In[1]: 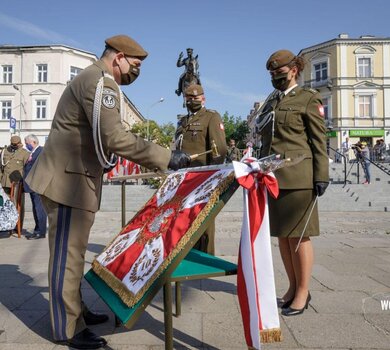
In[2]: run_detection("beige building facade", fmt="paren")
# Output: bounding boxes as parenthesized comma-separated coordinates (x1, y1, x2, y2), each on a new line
(299, 34, 390, 153)
(0, 45, 144, 147)
(246, 34, 390, 158)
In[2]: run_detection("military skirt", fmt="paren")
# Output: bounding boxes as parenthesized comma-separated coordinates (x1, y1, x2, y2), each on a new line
(268, 189, 319, 238)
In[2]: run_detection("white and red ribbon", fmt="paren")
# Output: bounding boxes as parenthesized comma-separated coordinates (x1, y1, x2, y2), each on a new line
(233, 159, 280, 349)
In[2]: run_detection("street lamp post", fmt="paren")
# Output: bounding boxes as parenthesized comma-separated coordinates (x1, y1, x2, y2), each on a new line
(146, 97, 164, 141)
(12, 84, 25, 134)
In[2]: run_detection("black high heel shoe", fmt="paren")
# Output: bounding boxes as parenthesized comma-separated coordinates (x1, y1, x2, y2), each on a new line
(281, 292, 311, 316)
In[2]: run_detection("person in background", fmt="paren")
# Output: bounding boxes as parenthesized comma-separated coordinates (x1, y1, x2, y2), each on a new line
(258, 49, 329, 317)
(23, 134, 47, 240)
(175, 84, 227, 254)
(341, 137, 351, 163)
(0, 135, 30, 233)
(354, 141, 371, 184)
(226, 139, 241, 163)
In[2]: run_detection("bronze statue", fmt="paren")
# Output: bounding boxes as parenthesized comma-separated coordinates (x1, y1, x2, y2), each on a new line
(175, 48, 201, 98)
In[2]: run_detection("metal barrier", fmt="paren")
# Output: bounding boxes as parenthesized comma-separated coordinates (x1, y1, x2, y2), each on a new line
(328, 146, 347, 184)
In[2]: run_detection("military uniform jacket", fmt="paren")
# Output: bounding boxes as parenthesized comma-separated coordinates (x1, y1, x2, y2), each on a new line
(226, 146, 241, 162)
(26, 60, 171, 213)
(259, 86, 329, 189)
(0, 146, 30, 188)
(176, 107, 227, 167)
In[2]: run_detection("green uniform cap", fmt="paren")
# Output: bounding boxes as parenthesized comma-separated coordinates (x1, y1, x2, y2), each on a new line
(266, 49, 295, 70)
(10, 135, 21, 144)
(184, 84, 204, 97)
(105, 35, 148, 60)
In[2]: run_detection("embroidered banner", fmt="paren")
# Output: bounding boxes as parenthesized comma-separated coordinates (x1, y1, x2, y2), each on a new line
(92, 168, 235, 307)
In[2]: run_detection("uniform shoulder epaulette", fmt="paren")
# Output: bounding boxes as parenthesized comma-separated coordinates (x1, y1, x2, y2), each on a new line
(206, 109, 218, 114)
(303, 86, 319, 94)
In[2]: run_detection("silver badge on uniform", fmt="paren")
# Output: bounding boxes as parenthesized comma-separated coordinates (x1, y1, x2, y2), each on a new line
(102, 94, 116, 109)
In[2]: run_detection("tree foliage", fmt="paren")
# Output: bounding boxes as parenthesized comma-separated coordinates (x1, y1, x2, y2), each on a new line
(130, 121, 175, 148)
(222, 112, 250, 148)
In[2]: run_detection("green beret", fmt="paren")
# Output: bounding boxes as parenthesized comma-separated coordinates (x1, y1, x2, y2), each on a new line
(266, 49, 295, 70)
(184, 84, 204, 97)
(10, 135, 21, 144)
(105, 35, 148, 60)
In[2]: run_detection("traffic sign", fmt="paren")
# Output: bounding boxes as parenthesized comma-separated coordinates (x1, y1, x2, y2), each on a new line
(9, 117, 17, 129)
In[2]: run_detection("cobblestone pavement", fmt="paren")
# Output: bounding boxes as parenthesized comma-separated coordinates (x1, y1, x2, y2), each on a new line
(0, 208, 389, 349)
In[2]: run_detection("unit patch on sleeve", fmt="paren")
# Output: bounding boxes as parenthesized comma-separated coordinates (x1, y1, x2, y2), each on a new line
(102, 88, 117, 109)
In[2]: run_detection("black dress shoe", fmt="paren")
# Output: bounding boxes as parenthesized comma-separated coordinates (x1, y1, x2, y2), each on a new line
(84, 310, 109, 325)
(57, 328, 107, 349)
(282, 292, 311, 317)
(26, 233, 46, 240)
(280, 298, 294, 309)
(276, 297, 285, 308)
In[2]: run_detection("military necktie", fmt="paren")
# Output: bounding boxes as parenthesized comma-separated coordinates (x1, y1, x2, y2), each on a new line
(276, 90, 284, 103)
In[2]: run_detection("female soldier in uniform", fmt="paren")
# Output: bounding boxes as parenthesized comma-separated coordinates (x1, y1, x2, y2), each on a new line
(259, 50, 329, 316)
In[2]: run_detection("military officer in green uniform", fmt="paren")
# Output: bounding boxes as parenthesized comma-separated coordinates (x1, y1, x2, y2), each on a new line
(175, 84, 227, 254)
(0, 135, 30, 231)
(226, 139, 241, 162)
(257, 50, 329, 317)
(26, 35, 190, 349)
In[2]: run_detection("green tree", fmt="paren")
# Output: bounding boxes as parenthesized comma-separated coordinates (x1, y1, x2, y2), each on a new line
(222, 112, 250, 148)
(130, 121, 174, 148)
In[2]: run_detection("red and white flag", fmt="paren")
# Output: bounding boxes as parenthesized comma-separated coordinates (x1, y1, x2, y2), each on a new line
(93, 168, 235, 307)
(233, 159, 281, 348)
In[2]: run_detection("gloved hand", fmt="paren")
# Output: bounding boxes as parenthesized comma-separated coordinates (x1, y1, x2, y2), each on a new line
(168, 150, 191, 171)
(314, 181, 329, 197)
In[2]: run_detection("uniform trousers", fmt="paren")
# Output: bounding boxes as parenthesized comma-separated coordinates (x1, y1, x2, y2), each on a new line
(193, 219, 215, 255)
(41, 196, 95, 341)
(30, 191, 47, 235)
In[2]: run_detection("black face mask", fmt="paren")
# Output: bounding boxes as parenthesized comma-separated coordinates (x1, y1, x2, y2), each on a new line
(186, 100, 203, 113)
(10, 144, 18, 151)
(271, 72, 291, 91)
(120, 58, 140, 85)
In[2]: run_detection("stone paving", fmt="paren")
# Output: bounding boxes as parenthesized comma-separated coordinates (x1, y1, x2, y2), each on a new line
(0, 188, 389, 349)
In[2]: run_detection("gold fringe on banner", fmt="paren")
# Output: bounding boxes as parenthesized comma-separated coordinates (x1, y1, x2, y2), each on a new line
(260, 327, 282, 343)
(92, 170, 235, 308)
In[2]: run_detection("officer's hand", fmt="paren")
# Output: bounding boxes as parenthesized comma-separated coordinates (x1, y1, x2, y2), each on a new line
(314, 181, 329, 197)
(178, 52, 183, 59)
(168, 150, 191, 171)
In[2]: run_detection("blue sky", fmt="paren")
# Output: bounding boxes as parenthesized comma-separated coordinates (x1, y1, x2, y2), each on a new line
(1, 0, 390, 125)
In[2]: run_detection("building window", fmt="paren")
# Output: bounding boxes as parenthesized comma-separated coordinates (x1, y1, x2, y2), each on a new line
(358, 57, 372, 78)
(1, 100, 12, 119)
(322, 96, 333, 128)
(70, 66, 82, 80)
(36, 99, 47, 119)
(2, 65, 13, 84)
(358, 95, 372, 117)
(322, 97, 329, 123)
(314, 62, 328, 83)
(37, 64, 48, 83)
